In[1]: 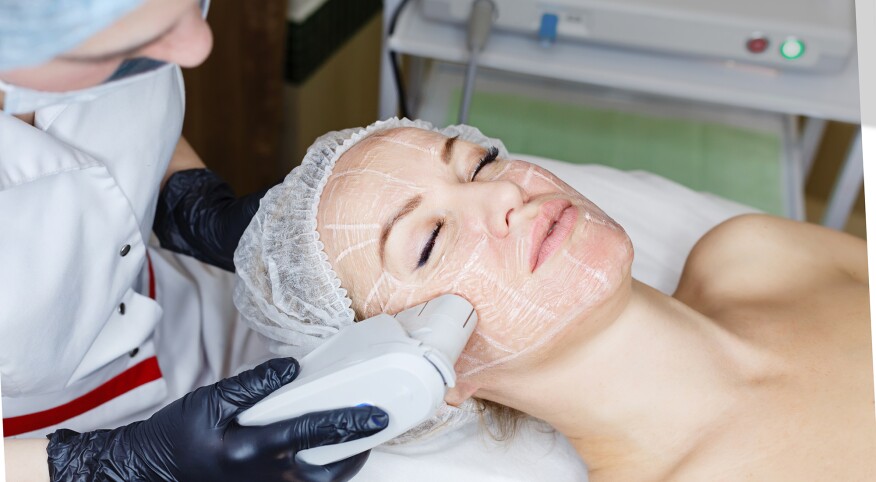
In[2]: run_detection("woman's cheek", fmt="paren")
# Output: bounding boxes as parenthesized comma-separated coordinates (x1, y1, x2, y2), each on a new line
(493, 161, 575, 199)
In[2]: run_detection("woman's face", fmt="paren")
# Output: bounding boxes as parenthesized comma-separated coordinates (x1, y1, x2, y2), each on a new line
(317, 127, 633, 381)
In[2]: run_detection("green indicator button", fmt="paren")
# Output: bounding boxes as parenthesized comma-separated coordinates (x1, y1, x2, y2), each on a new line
(780, 38, 805, 60)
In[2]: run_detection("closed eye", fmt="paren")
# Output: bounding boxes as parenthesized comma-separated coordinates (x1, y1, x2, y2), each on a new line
(417, 221, 443, 269)
(470, 146, 499, 181)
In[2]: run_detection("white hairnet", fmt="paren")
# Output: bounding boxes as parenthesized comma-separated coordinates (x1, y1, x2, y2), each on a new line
(234, 117, 510, 443)
(0, 0, 144, 71)
(234, 118, 509, 359)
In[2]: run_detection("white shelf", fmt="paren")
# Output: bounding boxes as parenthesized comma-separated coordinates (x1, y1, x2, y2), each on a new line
(388, 0, 861, 124)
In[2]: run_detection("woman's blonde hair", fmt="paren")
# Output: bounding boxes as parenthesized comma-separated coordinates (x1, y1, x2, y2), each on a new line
(476, 398, 527, 441)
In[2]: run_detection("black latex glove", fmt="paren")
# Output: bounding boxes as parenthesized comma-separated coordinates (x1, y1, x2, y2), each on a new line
(154, 168, 272, 272)
(46, 358, 389, 482)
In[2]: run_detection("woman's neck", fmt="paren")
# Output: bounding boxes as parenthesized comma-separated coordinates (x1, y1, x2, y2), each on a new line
(480, 279, 782, 479)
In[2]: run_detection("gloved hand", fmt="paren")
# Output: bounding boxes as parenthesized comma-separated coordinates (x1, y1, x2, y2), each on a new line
(154, 168, 273, 272)
(46, 358, 389, 482)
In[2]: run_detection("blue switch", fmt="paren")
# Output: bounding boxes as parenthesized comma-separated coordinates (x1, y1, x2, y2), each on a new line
(539, 13, 559, 47)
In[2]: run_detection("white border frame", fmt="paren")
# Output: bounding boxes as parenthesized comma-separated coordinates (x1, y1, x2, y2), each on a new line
(1, 2, 874, 481)
(856, 0, 876, 418)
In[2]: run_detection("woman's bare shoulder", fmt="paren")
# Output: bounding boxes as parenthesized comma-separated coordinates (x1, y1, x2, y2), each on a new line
(674, 213, 868, 307)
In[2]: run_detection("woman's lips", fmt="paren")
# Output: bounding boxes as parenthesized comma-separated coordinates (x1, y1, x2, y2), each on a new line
(529, 199, 577, 272)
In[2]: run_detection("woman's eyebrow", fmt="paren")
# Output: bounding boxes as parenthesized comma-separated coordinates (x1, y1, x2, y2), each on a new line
(442, 136, 458, 164)
(379, 194, 423, 266)
(58, 21, 179, 64)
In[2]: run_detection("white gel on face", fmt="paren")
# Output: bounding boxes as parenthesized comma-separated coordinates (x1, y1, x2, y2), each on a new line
(316, 127, 633, 380)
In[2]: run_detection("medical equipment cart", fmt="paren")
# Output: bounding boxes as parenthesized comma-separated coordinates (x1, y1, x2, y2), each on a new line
(379, 0, 862, 229)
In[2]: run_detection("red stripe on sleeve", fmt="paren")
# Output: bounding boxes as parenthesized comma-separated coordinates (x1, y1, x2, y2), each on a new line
(3, 356, 163, 437)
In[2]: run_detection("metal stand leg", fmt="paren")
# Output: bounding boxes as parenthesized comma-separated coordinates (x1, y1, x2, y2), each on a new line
(407, 56, 426, 117)
(822, 128, 864, 230)
(783, 115, 807, 221)
(801, 117, 827, 179)
(379, 0, 404, 119)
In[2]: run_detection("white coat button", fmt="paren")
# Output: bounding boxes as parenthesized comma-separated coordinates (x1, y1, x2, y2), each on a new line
(118, 303, 126, 315)
(119, 244, 131, 256)
(129, 348, 139, 358)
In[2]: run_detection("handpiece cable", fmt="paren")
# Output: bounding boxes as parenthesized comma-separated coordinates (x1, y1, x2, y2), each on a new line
(390, 0, 495, 122)
(459, 0, 496, 124)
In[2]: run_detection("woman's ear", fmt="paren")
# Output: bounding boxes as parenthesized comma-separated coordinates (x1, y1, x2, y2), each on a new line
(444, 381, 479, 406)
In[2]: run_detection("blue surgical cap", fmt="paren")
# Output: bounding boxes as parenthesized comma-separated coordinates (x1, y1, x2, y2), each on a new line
(0, 0, 144, 71)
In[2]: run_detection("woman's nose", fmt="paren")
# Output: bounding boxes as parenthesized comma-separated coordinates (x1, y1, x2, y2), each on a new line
(470, 180, 525, 238)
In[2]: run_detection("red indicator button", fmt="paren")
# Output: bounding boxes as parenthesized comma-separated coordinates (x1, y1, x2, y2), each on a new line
(747, 36, 769, 54)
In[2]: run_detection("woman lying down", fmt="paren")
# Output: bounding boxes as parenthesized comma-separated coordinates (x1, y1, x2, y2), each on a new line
(233, 118, 876, 481)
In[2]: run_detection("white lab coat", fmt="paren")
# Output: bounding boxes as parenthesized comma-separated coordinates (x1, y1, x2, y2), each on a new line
(0, 65, 270, 438)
